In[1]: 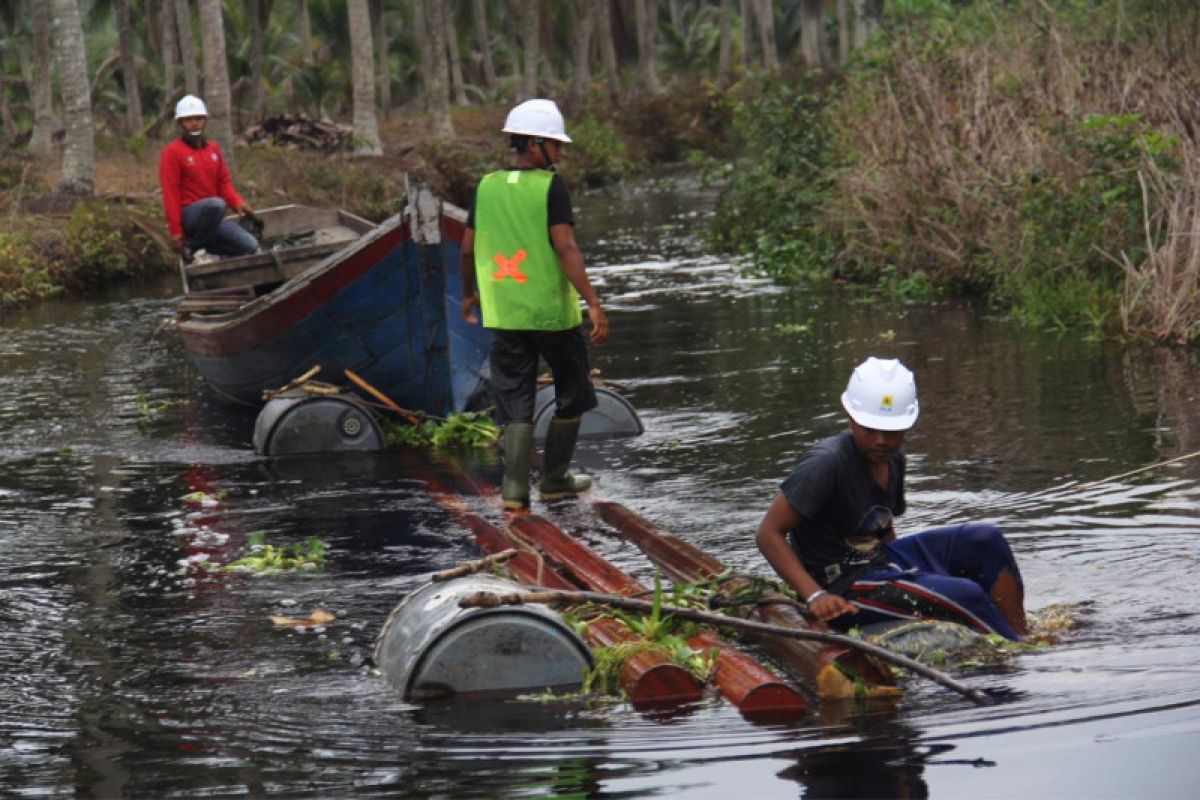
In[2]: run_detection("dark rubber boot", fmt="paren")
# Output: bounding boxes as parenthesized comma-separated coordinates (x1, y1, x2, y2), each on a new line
(501, 422, 534, 510)
(539, 416, 592, 500)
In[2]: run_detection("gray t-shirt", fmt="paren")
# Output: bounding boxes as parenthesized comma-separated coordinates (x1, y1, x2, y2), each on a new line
(780, 431, 906, 589)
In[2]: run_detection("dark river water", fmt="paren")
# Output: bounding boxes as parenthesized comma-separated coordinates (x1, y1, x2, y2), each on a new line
(2, 174, 1199, 798)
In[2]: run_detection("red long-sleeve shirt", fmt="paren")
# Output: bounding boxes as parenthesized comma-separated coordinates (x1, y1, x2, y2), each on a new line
(158, 137, 245, 237)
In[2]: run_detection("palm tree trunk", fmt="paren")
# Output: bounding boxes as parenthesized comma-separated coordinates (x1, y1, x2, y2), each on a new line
(520, 0, 540, 100)
(246, 0, 266, 125)
(635, 0, 664, 95)
(174, 0, 200, 96)
(413, 0, 433, 110)
(423, 0, 454, 137)
(50, 0, 94, 195)
(565, 0, 594, 112)
(472, 0, 496, 91)
(347, 0, 383, 154)
(757, 0, 777, 71)
(197, 0, 237, 166)
(799, 0, 821, 69)
(717, 0, 732, 86)
(836, 0, 850, 65)
(161, 0, 179, 102)
(30, 0, 56, 157)
(298, 0, 313, 60)
(596, 0, 621, 105)
(445, 3, 467, 106)
(740, 0, 753, 68)
(115, 0, 144, 135)
(372, 0, 391, 119)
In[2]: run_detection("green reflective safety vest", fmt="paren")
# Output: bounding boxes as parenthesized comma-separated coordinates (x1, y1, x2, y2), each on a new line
(473, 169, 582, 331)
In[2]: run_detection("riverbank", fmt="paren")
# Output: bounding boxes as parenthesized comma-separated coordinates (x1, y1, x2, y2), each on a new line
(709, 1, 1200, 346)
(0, 86, 729, 311)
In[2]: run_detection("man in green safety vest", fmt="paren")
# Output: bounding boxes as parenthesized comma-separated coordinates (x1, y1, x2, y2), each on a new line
(459, 99, 610, 511)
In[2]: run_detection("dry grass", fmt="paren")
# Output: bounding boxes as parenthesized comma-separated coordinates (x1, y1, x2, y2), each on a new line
(824, 2, 1200, 343)
(1120, 150, 1200, 345)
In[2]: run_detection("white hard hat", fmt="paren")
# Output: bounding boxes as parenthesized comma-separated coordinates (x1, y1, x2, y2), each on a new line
(174, 95, 208, 119)
(502, 99, 572, 143)
(841, 357, 920, 431)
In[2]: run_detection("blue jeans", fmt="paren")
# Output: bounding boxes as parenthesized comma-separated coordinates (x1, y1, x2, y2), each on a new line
(182, 198, 258, 257)
(843, 523, 1025, 640)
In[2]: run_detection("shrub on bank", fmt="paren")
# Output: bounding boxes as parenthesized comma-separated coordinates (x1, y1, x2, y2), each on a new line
(711, 0, 1200, 344)
(0, 200, 171, 308)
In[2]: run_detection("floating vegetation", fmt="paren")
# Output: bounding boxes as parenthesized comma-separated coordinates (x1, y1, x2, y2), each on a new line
(134, 393, 173, 421)
(859, 620, 1045, 671)
(567, 571, 719, 698)
(384, 412, 499, 449)
(182, 490, 226, 507)
(215, 531, 328, 576)
(774, 322, 811, 335)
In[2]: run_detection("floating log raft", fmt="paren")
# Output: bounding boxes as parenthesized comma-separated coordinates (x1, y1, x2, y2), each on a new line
(459, 513, 704, 708)
(508, 514, 808, 720)
(592, 501, 899, 700)
(411, 468, 704, 709)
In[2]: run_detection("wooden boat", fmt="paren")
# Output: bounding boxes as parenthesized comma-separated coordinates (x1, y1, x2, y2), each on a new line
(174, 183, 491, 413)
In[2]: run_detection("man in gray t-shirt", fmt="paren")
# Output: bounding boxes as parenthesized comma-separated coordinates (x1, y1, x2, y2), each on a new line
(757, 357, 1029, 640)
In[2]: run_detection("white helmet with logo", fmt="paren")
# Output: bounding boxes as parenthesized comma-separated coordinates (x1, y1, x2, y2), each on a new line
(174, 95, 208, 119)
(502, 99, 572, 143)
(841, 357, 920, 431)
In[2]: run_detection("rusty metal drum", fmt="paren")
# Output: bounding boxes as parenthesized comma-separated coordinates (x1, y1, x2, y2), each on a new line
(253, 389, 384, 456)
(373, 575, 593, 700)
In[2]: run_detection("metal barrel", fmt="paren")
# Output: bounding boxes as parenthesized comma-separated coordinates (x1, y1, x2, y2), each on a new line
(253, 390, 384, 456)
(373, 575, 592, 700)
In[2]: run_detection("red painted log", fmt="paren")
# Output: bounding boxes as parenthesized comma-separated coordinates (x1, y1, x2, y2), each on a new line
(509, 514, 807, 718)
(592, 500, 898, 699)
(456, 513, 704, 707)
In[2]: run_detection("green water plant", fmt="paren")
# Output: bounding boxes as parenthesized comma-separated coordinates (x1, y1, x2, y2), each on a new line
(217, 531, 328, 576)
(384, 412, 499, 450)
(569, 571, 719, 697)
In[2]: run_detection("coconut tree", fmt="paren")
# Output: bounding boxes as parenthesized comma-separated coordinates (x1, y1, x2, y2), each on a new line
(244, 0, 266, 124)
(174, 0, 200, 95)
(519, 0, 540, 99)
(757, 0, 777, 70)
(50, 0, 94, 195)
(161, 0, 180, 102)
(596, 0, 620, 105)
(424, 0, 453, 136)
(472, 0, 496, 91)
(716, 0, 732, 85)
(197, 0, 237, 165)
(444, 2, 466, 105)
(635, 0, 665, 95)
(30, 0, 56, 156)
(371, 0, 390, 117)
(347, 0, 383, 154)
(565, 0, 595, 112)
(115, 0, 145, 134)
(797, 0, 822, 69)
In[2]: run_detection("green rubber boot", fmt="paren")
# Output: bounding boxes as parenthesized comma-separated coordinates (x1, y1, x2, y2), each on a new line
(539, 416, 593, 500)
(501, 422, 534, 510)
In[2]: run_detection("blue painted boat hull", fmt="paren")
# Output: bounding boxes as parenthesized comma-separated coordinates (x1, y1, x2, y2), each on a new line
(178, 208, 491, 414)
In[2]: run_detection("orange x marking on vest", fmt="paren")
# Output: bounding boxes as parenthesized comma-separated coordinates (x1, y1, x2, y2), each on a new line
(492, 249, 529, 284)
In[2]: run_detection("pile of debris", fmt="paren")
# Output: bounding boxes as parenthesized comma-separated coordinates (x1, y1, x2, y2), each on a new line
(240, 115, 354, 153)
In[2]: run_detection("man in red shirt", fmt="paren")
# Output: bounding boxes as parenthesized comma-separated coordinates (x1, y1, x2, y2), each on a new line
(159, 95, 258, 259)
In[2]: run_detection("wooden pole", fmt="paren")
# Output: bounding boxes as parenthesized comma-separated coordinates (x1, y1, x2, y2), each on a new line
(431, 548, 518, 581)
(461, 589, 997, 706)
(343, 368, 421, 424)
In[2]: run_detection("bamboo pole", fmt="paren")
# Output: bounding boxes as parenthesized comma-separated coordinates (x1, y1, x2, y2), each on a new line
(460, 589, 997, 706)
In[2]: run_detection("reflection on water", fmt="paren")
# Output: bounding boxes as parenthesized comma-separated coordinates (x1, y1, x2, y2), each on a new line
(0, 174, 1198, 797)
